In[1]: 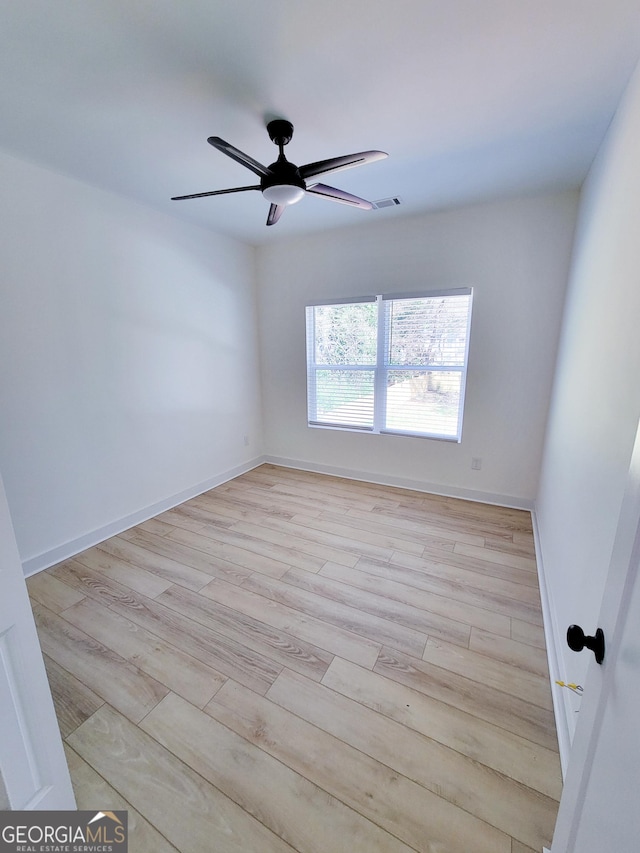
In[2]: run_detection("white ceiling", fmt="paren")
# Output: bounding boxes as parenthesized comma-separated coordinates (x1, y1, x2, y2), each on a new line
(2, 1, 640, 245)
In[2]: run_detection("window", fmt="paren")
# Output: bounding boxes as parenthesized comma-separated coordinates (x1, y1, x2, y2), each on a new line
(306, 289, 473, 441)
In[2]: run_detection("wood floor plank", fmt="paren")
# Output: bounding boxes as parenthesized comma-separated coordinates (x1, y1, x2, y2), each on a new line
(42, 654, 104, 739)
(324, 511, 457, 553)
(392, 549, 541, 595)
(416, 544, 541, 589)
(137, 517, 177, 537)
(373, 484, 527, 519)
(322, 657, 562, 801)
(97, 536, 213, 590)
(26, 570, 86, 613)
(49, 559, 154, 608)
(512, 842, 538, 853)
(32, 601, 168, 723)
(373, 502, 532, 541)
(324, 506, 460, 555)
(231, 507, 396, 563)
(109, 588, 283, 695)
(155, 507, 209, 533)
(320, 560, 511, 639)
(142, 691, 415, 853)
(228, 513, 359, 568)
(512, 531, 536, 548)
(412, 493, 533, 530)
(68, 705, 296, 853)
(163, 501, 235, 532)
(245, 463, 403, 507)
(207, 679, 511, 853)
(344, 505, 486, 546)
(178, 519, 329, 573)
(483, 533, 536, 558)
(282, 566, 471, 648)
(126, 528, 253, 585)
(257, 466, 416, 512)
(512, 618, 547, 649)
(155, 584, 333, 683)
(470, 626, 550, 677)
(301, 510, 427, 556)
(178, 498, 261, 527)
(117, 527, 137, 540)
(290, 512, 408, 559)
(355, 555, 544, 626)
(454, 541, 538, 572)
(268, 668, 557, 850)
(243, 477, 399, 515)
(73, 546, 174, 598)
(200, 580, 381, 669)
(230, 519, 360, 569)
(371, 506, 507, 543)
(166, 526, 291, 578)
(374, 647, 558, 750)
(247, 466, 378, 502)
(191, 491, 299, 522)
(243, 573, 428, 658)
(63, 597, 227, 708)
(212, 481, 328, 520)
(421, 636, 553, 711)
(64, 744, 179, 853)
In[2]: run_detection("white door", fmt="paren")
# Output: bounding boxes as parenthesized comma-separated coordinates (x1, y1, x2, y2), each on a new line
(551, 417, 640, 851)
(0, 470, 75, 809)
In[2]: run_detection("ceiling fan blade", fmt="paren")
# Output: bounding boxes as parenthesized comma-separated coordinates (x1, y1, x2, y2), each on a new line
(208, 137, 271, 178)
(299, 150, 387, 181)
(305, 183, 374, 209)
(171, 185, 260, 201)
(266, 203, 285, 226)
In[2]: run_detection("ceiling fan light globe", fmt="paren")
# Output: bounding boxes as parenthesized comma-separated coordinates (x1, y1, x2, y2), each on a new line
(262, 184, 305, 206)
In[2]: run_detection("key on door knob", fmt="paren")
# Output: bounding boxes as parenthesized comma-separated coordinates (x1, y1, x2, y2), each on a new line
(566, 625, 605, 664)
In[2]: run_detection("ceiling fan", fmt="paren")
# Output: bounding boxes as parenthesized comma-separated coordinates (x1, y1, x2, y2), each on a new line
(172, 119, 388, 226)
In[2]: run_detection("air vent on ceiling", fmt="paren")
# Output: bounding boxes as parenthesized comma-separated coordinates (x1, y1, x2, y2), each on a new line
(372, 196, 402, 210)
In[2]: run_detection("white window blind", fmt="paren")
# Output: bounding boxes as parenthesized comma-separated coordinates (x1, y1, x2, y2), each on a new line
(306, 289, 472, 440)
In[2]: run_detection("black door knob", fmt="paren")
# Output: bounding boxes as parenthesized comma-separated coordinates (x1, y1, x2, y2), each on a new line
(567, 625, 605, 664)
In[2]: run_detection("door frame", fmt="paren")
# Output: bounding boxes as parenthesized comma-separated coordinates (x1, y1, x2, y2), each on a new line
(0, 470, 75, 809)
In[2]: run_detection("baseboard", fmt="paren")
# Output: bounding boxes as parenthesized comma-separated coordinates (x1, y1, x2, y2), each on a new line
(531, 509, 572, 779)
(262, 455, 534, 511)
(22, 456, 265, 577)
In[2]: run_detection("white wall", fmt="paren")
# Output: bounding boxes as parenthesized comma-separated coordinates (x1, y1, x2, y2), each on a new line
(0, 150, 262, 573)
(536, 60, 640, 744)
(257, 191, 578, 506)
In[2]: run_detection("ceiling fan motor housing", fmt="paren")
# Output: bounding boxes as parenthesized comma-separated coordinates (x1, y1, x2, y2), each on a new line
(260, 154, 307, 193)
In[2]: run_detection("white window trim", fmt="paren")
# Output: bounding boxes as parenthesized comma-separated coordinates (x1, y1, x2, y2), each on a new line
(306, 288, 473, 441)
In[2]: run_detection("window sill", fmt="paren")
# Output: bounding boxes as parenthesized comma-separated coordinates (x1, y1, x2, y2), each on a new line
(307, 422, 461, 442)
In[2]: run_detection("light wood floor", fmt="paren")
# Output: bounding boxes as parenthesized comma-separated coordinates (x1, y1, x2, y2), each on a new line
(27, 464, 562, 853)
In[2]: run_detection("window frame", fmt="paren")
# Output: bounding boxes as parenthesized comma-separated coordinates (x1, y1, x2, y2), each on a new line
(306, 288, 473, 441)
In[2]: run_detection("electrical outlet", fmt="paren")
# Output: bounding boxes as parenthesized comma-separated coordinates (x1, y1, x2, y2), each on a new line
(471, 457, 482, 470)
(243, 435, 250, 447)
